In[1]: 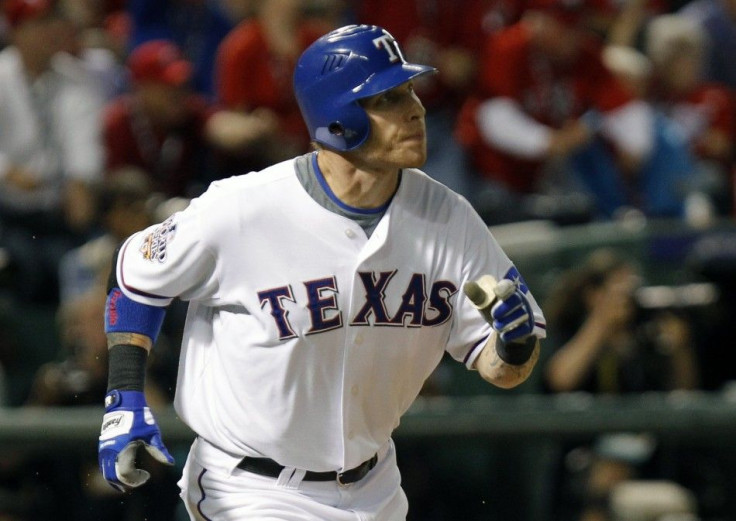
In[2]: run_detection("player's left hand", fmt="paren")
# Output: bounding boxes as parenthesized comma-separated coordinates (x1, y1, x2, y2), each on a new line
(490, 283, 535, 343)
(98, 390, 174, 492)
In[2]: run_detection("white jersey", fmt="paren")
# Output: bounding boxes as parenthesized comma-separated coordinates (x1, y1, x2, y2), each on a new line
(116, 156, 546, 472)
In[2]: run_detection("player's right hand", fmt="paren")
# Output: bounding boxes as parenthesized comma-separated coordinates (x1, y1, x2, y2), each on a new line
(98, 390, 174, 492)
(490, 281, 535, 343)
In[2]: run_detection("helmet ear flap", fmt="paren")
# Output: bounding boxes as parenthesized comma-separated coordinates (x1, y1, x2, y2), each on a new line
(313, 100, 371, 151)
(328, 122, 344, 136)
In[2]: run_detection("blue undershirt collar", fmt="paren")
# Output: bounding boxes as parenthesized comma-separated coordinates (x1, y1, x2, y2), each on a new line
(311, 152, 396, 215)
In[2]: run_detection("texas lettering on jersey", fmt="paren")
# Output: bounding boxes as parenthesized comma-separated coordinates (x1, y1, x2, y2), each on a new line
(258, 270, 458, 340)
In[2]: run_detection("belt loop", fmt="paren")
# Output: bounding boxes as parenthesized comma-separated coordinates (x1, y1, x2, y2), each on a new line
(276, 467, 305, 489)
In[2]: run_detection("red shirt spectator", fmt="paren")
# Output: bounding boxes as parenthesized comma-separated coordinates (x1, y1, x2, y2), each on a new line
(214, 15, 328, 155)
(646, 13, 736, 213)
(646, 14, 735, 169)
(357, 0, 525, 51)
(663, 85, 736, 164)
(456, 14, 635, 193)
(104, 39, 216, 197)
(356, 0, 521, 109)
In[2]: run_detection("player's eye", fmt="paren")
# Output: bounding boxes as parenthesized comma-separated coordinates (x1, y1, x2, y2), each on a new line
(379, 90, 400, 104)
(380, 84, 414, 104)
(362, 82, 415, 109)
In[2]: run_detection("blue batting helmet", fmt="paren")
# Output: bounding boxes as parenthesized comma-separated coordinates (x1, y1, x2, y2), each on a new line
(293, 24, 436, 151)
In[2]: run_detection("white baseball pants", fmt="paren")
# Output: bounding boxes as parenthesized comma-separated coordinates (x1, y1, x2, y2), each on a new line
(178, 437, 408, 520)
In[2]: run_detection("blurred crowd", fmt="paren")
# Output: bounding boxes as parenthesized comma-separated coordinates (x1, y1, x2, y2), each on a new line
(0, 0, 734, 519)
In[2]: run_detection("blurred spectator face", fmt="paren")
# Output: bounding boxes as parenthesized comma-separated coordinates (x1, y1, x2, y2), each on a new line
(102, 168, 155, 239)
(127, 39, 194, 126)
(302, 0, 346, 26)
(657, 46, 702, 95)
(221, 0, 261, 21)
(646, 15, 706, 96)
(585, 264, 640, 324)
(549, 19, 583, 63)
(6, 0, 65, 65)
(59, 0, 105, 29)
(529, 9, 586, 64)
(106, 195, 151, 239)
(139, 82, 191, 127)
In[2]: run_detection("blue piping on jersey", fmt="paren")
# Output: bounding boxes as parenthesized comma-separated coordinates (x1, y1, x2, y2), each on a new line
(464, 335, 490, 365)
(311, 152, 395, 215)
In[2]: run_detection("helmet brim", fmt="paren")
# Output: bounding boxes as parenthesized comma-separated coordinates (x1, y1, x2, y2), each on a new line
(352, 63, 437, 100)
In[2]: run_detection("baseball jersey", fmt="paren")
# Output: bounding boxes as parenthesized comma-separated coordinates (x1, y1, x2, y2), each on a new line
(115, 153, 546, 472)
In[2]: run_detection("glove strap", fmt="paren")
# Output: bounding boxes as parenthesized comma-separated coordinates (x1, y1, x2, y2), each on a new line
(496, 335, 537, 365)
(104, 389, 147, 411)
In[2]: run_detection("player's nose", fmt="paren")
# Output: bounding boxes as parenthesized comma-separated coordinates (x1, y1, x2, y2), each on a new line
(407, 91, 426, 120)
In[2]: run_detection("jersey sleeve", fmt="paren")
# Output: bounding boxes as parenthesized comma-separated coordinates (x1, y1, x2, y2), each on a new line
(116, 190, 220, 307)
(445, 201, 547, 368)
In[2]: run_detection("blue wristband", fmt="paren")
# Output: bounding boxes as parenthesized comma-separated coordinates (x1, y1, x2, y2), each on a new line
(105, 288, 166, 342)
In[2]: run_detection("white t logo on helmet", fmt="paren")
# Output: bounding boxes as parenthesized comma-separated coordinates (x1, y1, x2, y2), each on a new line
(372, 34, 402, 62)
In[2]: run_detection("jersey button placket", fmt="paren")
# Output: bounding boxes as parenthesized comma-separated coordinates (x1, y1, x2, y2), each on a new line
(341, 332, 362, 471)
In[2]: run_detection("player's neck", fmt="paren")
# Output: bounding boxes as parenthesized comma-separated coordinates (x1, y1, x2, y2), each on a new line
(316, 150, 400, 210)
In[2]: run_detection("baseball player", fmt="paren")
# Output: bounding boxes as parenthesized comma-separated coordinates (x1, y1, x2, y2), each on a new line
(98, 24, 547, 520)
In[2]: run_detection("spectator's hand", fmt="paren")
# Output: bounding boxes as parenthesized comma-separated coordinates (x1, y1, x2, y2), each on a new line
(548, 119, 593, 158)
(98, 390, 174, 492)
(652, 311, 692, 355)
(206, 108, 279, 151)
(64, 179, 96, 232)
(437, 46, 476, 92)
(4, 165, 42, 191)
(588, 275, 637, 333)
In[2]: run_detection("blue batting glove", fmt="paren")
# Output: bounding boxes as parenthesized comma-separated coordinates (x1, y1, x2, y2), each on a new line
(98, 390, 174, 492)
(491, 286, 535, 343)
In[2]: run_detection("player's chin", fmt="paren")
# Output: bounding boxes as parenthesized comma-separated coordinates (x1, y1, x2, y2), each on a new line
(397, 142, 427, 168)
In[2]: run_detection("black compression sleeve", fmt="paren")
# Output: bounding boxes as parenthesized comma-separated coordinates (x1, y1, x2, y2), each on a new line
(107, 344, 148, 391)
(496, 336, 537, 366)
